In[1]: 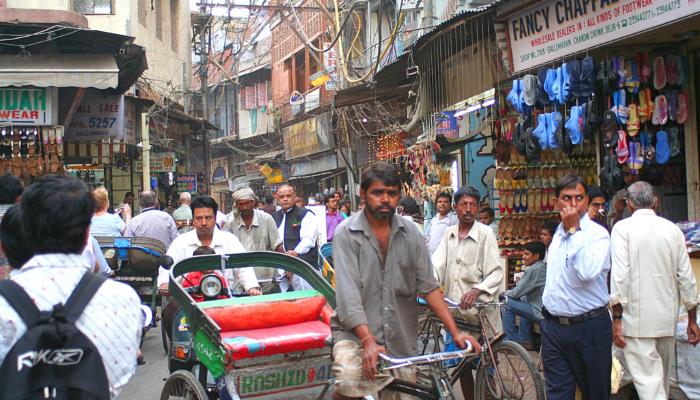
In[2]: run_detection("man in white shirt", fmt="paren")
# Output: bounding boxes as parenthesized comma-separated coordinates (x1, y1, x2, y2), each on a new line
(157, 195, 260, 296)
(0, 175, 142, 399)
(425, 191, 457, 254)
(272, 185, 318, 291)
(610, 181, 699, 400)
(541, 175, 612, 399)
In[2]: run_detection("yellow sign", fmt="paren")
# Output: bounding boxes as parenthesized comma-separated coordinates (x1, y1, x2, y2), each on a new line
(259, 163, 273, 177)
(266, 168, 284, 184)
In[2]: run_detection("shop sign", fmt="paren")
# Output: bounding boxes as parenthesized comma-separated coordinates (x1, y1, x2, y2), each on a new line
(124, 100, 136, 144)
(323, 43, 338, 91)
(245, 162, 265, 181)
(283, 113, 335, 159)
(135, 152, 177, 173)
(230, 175, 248, 191)
(436, 112, 460, 138)
(265, 167, 284, 184)
(290, 153, 338, 177)
(0, 87, 54, 125)
(65, 89, 126, 141)
(506, 0, 700, 72)
(177, 174, 197, 194)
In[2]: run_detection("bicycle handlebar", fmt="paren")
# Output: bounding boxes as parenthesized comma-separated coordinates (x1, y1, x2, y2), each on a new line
(379, 342, 474, 370)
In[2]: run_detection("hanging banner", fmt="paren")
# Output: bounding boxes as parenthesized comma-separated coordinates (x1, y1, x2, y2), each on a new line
(282, 113, 336, 159)
(177, 174, 197, 194)
(506, 0, 700, 72)
(65, 89, 125, 141)
(135, 152, 177, 173)
(435, 111, 460, 138)
(0, 87, 55, 125)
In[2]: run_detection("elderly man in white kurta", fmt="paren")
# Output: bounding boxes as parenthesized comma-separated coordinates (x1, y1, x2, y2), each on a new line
(610, 181, 700, 400)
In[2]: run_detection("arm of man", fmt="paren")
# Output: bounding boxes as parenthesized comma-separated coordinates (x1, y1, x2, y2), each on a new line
(158, 241, 183, 292)
(293, 212, 317, 255)
(168, 217, 179, 243)
(263, 213, 283, 252)
(507, 265, 539, 300)
(565, 226, 611, 282)
(430, 233, 448, 284)
(609, 225, 630, 348)
(462, 230, 503, 308)
(674, 228, 700, 345)
(333, 228, 368, 330)
(228, 239, 261, 295)
(91, 236, 113, 277)
(124, 220, 135, 237)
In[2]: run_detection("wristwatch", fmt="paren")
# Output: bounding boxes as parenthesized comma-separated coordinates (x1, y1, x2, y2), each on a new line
(567, 226, 581, 235)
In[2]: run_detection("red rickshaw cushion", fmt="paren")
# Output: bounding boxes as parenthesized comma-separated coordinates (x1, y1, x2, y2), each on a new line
(220, 320, 331, 360)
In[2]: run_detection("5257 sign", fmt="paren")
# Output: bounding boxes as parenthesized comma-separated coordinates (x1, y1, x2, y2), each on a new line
(87, 117, 117, 129)
(65, 89, 126, 141)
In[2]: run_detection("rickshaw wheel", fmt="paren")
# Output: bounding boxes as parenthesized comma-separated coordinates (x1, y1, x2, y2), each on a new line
(161, 323, 170, 355)
(160, 370, 208, 400)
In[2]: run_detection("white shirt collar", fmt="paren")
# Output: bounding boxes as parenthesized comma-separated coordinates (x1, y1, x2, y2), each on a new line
(20, 253, 91, 272)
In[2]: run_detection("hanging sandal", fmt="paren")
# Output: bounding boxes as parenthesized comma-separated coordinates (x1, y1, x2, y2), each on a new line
(656, 130, 671, 164)
(627, 104, 640, 137)
(652, 95, 668, 126)
(677, 91, 688, 124)
(653, 56, 666, 90)
(616, 130, 629, 164)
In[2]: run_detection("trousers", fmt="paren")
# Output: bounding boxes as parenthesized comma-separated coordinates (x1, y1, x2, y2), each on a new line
(541, 312, 612, 400)
(622, 336, 674, 400)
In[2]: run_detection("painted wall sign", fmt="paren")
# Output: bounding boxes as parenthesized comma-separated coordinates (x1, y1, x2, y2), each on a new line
(283, 113, 335, 159)
(65, 89, 125, 141)
(506, 0, 700, 72)
(0, 87, 54, 125)
(135, 152, 177, 173)
(323, 42, 338, 91)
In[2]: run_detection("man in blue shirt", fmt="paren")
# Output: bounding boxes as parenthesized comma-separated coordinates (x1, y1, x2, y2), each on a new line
(541, 175, 612, 399)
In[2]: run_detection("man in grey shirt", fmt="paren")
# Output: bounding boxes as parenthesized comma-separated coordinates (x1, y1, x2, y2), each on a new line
(225, 187, 282, 293)
(124, 191, 178, 249)
(501, 241, 547, 349)
(331, 163, 479, 400)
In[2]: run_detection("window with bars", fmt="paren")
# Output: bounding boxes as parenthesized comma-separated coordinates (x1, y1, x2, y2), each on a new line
(155, 0, 163, 40)
(73, 0, 113, 14)
(138, 0, 147, 26)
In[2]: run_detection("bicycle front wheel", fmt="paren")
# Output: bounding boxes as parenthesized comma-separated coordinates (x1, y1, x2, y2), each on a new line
(474, 341, 544, 400)
(160, 370, 208, 400)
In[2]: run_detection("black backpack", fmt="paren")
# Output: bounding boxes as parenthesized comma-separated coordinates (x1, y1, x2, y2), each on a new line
(0, 272, 110, 399)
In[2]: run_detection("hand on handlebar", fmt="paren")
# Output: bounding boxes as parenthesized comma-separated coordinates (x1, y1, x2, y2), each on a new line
(453, 332, 481, 355)
(460, 288, 482, 310)
(158, 282, 170, 296)
(362, 338, 386, 381)
(247, 287, 262, 296)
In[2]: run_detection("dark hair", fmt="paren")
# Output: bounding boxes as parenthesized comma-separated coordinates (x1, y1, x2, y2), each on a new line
(323, 194, 335, 205)
(124, 191, 134, 199)
(264, 194, 274, 204)
(542, 220, 558, 236)
(554, 175, 588, 197)
(193, 246, 216, 256)
(190, 195, 218, 216)
(399, 196, 420, 215)
(139, 191, 157, 209)
(0, 205, 33, 268)
(360, 163, 401, 191)
(0, 173, 23, 203)
(21, 175, 95, 254)
(523, 241, 546, 261)
(453, 186, 481, 205)
(586, 185, 608, 202)
(435, 192, 452, 204)
(479, 207, 495, 218)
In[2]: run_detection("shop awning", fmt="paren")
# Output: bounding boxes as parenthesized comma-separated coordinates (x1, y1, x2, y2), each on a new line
(0, 54, 119, 89)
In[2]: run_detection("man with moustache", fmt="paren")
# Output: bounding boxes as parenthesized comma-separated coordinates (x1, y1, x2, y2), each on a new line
(431, 186, 503, 399)
(225, 187, 283, 293)
(541, 175, 612, 399)
(332, 163, 479, 400)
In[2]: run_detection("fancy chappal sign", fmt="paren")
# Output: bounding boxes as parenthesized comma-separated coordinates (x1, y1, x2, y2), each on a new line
(506, 0, 700, 72)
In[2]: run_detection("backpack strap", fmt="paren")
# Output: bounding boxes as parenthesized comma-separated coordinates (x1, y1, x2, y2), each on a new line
(0, 280, 41, 327)
(62, 272, 107, 324)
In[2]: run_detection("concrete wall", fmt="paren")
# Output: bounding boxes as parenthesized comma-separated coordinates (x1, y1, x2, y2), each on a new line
(5, 0, 71, 9)
(86, 0, 192, 95)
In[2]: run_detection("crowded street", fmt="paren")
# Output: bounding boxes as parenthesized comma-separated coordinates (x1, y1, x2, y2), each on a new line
(2, 0, 700, 399)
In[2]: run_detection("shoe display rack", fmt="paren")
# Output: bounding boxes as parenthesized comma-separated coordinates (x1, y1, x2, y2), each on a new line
(0, 126, 64, 184)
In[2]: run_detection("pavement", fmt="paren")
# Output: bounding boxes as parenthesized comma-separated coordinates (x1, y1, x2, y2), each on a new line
(119, 323, 169, 399)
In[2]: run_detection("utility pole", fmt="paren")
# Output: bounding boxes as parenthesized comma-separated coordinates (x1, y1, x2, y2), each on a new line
(199, 7, 212, 194)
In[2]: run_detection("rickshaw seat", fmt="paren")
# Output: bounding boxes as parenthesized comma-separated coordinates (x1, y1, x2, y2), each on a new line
(220, 320, 331, 360)
(197, 290, 332, 360)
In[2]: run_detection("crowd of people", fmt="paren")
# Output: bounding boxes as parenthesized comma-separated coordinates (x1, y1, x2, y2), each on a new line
(0, 161, 698, 399)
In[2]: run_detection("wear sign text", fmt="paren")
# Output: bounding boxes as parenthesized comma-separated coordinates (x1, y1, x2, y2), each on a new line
(0, 88, 54, 125)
